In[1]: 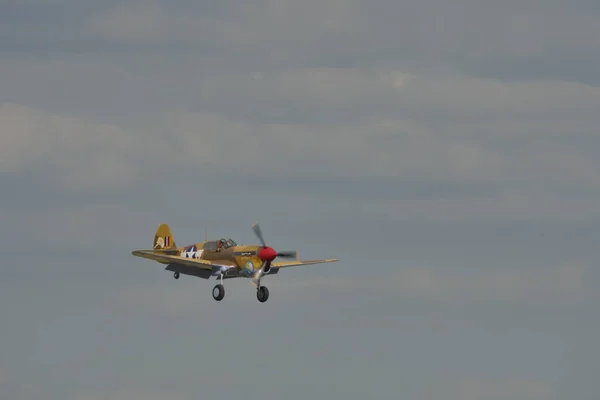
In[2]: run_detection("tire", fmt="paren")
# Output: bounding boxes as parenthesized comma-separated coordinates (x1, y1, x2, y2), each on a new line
(257, 286, 269, 303)
(212, 284, 225, 301)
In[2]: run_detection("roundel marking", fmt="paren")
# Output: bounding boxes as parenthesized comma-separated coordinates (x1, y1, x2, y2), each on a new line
(244, 260, 255, 274)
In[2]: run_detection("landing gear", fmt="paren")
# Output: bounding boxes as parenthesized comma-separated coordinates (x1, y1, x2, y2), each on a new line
(212, 273, 225, 302)
(173, 272, 180, 279)
(212, 284, 225, 301)
(257, 286, 269, 303)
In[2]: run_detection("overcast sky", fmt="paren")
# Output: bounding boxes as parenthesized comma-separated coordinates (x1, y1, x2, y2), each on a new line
(1, 1, 600, 399)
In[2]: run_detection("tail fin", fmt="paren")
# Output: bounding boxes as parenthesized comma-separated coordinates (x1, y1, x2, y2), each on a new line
(153, 223, 177, 250)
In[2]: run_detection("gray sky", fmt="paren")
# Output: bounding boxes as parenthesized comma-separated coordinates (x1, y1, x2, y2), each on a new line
(1, 1, 599, 399)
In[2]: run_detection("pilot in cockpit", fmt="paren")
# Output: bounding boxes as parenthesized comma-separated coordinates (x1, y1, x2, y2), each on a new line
(217, 238, 226, 252)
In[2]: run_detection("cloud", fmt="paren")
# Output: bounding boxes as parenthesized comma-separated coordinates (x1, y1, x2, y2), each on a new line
(2, 2, 600, 400)
(359, 188, 600, 221)
(0, 99, 479, 185)
(425, 378, 557, 400)
(110, 282, 216, 316)
(111, 262, 589, 316)
(0, 103, 154, 188)
(87, 2, 166, 41)
(72, 390, 193, 400)
(22, 203, 158, 250)
(85, 0, 360, 46)
(0, 365, 7, 387)
(0, 363, 45, 400)
(110, 276, 268, 316)
(151, 94, 600, 193)
(275, 262, 589, 306)
(191, 66, 600, 124)
(76, 0, 600, 85)
(4, 60, 600, 220)
(6, 0, 600, 84)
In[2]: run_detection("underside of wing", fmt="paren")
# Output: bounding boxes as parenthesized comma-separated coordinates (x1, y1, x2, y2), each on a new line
(271, 259, 338, 268)
(165, 263, 214, 279)
(131, 250, 233, 270)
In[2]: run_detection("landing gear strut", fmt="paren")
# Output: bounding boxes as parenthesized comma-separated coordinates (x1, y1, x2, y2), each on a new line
(173, 272, 179, 279)
(212, 273, 225, 302)
(257, 286, 269, 303)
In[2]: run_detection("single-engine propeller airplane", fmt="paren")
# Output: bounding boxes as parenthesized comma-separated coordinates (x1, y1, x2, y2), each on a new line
(131, 223, 338, 303)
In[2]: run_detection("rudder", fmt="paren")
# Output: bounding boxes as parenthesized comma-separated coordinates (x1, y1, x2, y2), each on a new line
(153, 223, 176, 249)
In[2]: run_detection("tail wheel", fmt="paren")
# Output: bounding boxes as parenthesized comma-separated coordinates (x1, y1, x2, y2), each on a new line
(257, 286, 269, 303)
(173, 272, 180, 279)
(212, 284, 225, 301)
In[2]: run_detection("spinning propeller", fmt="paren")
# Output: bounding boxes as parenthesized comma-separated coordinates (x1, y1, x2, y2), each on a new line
(252, 223, 297, 261)
(251, 223, 296, 284)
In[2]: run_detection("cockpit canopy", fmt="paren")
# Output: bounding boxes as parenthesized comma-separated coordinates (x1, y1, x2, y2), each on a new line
(204, 238, 237, 251)
(219, 238, 237, 248)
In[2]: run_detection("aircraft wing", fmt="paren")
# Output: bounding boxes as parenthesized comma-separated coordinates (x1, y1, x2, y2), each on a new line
(131, 250, 234, 271)
(271, 259, 338, 268)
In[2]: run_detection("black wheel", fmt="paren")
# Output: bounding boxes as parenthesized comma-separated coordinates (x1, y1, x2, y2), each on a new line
(173, 272, 180, 279)
(257, 286, 269, 303)
(212, 284, 225, 301)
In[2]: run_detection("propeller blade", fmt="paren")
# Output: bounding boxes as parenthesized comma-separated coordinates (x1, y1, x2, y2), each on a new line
(276, 251, 297, 259)
(252, 223, 267, 247)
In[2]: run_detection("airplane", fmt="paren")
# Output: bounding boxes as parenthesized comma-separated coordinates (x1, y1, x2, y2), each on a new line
(131, 223, 338, 303)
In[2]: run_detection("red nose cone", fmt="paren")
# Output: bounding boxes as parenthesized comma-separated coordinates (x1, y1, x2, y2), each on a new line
(259, 246, 277, 261)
